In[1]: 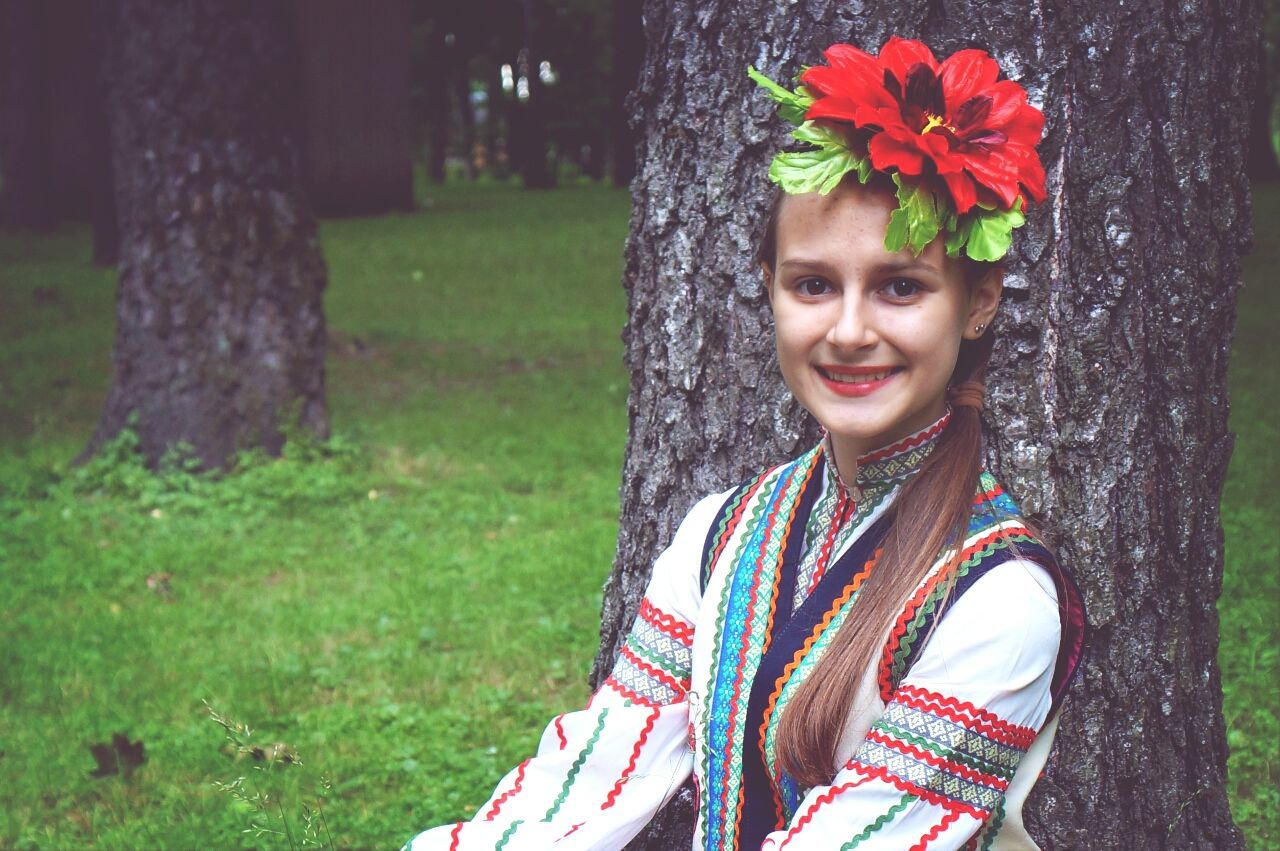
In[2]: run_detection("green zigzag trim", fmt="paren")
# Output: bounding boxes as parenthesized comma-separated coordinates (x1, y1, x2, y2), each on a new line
(979, 796, 1007, 850)
(698, 446, 821, 847)
(840, 792, 914, 849)
(721, 449, 816, 842)
(698, 466, 777, 835)
(762, 488, 890, 786)
(872, 722, 1016, 779)
(625, 637, 690, 681)
(888, 533, 1036, 688)
(494, 819, 524, 849)
(704, 482, 753, 590)
(541, 709, 609, 821)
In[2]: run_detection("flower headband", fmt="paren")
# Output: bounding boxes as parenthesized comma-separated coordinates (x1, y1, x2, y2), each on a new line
(750, 37, 1046, 262)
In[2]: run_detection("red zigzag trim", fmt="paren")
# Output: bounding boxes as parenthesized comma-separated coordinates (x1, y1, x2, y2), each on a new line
(912, 808, 964, 851)
(893, 684, 1036, 747)
(774, 777, 873, 848)
(553, 714, 568, 750)
(601, 707, 661, 810)
(483, 759, 530, 819)
(845, 761, 989, 821)
(638, 598, 695, 646)
(859, 413, 951, 463)
(602, 677, 662, 708)
(878, 524, 1031, 700)
(864, 728, 1008, 790)
(619, 643, 688, 693)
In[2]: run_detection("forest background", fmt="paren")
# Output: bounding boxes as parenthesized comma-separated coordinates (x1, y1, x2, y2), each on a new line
(1, 0, 1277, 848)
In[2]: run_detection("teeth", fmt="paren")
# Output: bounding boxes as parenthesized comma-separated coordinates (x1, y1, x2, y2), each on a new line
(823, 368, 894, 383)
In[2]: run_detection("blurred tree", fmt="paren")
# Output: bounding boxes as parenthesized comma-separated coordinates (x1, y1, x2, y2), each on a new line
(0, 0, 54, 230)
(594, 1, 1257, 848)
(513, 0, 555, 187)
(410, 0, 626, 187)
(83, 0, 328, 469)
(1248, 0, 1280, 179)
(0, 0, 117, 257)
(294, 0, 415, 216)
(610, 0, 642, 186)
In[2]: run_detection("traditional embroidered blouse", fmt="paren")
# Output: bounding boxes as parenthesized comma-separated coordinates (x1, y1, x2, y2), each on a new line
(405, 414, 1085, 851)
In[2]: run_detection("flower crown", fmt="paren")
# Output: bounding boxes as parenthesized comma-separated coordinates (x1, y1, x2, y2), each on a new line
(750, 37, 1046, 262)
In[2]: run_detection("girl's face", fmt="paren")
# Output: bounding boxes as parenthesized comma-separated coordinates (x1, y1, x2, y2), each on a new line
(764, 183, 1002, 466)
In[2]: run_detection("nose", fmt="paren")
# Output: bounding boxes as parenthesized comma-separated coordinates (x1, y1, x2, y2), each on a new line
(826, 290, 877, 350)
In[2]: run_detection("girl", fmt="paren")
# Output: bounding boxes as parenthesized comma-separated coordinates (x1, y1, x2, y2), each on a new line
(406, 36, 1085, 850)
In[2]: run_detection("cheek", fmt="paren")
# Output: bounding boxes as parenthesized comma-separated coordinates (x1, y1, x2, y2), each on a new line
(772, 307, 818, 375)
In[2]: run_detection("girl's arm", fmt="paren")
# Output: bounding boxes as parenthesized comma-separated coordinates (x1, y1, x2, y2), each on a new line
(762, 559, 1063, 851)
(403, 490, 729, 851)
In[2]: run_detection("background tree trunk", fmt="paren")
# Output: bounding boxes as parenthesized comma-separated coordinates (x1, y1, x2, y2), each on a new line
(0, 0, 54, 230)
(594, 1, 1257, 847)
(609, 0, 642, 187)
(294, 0, 414, 216)
(83, 0, 328, 470)
(515, 0, 554, 188)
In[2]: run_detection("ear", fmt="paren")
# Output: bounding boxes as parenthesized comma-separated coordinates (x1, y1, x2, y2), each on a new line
(963, 266, 1003, 339)
(761, 262, 775, 305)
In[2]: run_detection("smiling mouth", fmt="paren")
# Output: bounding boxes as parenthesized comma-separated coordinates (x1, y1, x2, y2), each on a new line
(816, 366, 903, 384)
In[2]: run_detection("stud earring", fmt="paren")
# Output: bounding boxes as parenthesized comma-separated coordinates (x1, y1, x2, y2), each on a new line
(974, 323, 987, 335)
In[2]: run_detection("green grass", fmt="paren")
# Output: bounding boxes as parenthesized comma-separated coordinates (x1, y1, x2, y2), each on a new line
(0, 184, 631, 849)
(1221, 184, 1280, 849)
(0, 181, 1275, 848)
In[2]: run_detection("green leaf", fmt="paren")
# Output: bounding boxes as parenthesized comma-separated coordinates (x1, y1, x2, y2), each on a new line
(766, 120, 871, 195)
(959, 199, 1026, 262)
(769, 147, 860, 195)
(791, 124, 870, 185)
(885, 175, 942, 255)
(748, 65, 814, 126)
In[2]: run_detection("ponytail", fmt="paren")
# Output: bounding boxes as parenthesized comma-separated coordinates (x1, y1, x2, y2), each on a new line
(773, 335, 994, 788)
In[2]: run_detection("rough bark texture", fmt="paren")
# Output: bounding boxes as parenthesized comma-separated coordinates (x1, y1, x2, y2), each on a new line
(85, 0, 328, 469)
(594, 2, 1258, 848)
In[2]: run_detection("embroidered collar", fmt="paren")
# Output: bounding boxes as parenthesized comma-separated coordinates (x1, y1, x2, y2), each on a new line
(821, 409, 951, 496)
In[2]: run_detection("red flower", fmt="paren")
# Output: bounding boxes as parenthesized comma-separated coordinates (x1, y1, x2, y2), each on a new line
(800, 37, 1045, 214)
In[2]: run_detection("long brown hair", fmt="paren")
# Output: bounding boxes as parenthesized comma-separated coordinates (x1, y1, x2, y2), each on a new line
(756, 183, 1000, 787)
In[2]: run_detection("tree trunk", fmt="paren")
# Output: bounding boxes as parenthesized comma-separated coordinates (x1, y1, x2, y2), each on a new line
(294, 0, 414, 216)
(595, 1, 1257, 848)
(516, 0, 554, 189)
(86, 0, 119, 266)
(609, 0, 642, 187)
(84, 0, 328, 470)
(453, 59, 478, 180)
(0, 0, 54, 230)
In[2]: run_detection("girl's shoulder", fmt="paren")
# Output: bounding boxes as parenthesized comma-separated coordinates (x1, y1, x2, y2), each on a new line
(884, 468, 1087, 710)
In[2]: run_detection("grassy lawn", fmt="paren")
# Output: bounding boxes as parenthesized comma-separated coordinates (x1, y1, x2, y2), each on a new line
(0, 181, 1275, 848)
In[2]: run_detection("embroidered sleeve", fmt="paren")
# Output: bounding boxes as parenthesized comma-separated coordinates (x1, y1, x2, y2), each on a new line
(761, 559, 1062, 851)
(403, 491, 730, 851)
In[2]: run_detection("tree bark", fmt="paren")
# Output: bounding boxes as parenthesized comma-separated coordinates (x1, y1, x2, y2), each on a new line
(595, 1, 1257, 848)
(84, 0, 328, 470)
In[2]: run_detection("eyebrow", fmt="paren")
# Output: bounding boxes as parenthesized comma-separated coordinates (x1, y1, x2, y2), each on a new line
(776, 256, 943, 276)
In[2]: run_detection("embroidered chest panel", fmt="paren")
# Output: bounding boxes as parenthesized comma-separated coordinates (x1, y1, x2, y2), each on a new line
(689, 459, 1058, 850)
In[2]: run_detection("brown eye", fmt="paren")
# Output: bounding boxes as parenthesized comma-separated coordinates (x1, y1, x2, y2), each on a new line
(883, 278, 922, 299)
(797, 277, 831, 297)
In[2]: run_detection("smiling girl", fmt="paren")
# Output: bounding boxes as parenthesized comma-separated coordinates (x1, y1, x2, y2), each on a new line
(406, 36, 1084, 851)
